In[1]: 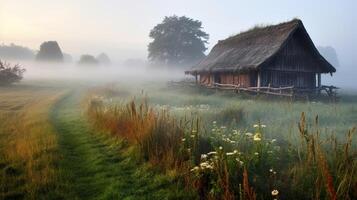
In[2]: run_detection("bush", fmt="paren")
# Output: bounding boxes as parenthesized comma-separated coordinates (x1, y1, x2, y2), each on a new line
(0, 60, 26, 86)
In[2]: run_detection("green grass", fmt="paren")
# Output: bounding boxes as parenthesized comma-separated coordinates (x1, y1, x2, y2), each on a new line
(87, 82, 357, 199)
(1, 80, 356, 199)
(50, 90, 195, 199)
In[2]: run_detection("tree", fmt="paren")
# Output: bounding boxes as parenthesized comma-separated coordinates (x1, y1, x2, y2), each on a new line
(317, 46, 340, 67)
(0, 60, 26, 86)
(78, 54, 98, 65)
(148, 15, 209, 67)
(36, 41, 64, 62)
(96, 53, 111, 65)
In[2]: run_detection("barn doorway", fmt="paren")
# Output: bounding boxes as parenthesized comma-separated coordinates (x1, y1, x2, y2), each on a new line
(214, 74, 221, 84)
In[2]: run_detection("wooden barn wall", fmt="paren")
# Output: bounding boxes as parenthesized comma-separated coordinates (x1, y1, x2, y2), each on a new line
(261, 70, 316, 88)
(261, 28, 320, 88)
(199, 73, 211, 85)
(199, 73, 253, 87)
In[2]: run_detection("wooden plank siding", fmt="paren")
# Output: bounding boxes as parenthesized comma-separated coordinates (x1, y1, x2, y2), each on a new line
(259, 28, 322, 89)
(199, 73, 253, 87)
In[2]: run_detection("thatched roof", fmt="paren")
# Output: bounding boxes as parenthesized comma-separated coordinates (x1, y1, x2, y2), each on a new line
(187, 19, 336, 74)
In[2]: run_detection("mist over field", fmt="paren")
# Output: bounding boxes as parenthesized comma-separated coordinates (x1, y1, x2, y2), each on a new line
(1, 1, 357, 200)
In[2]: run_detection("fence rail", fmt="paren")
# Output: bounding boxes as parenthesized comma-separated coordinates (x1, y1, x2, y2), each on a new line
(167, 81, 338, 99)
(212, 83, 295, 97)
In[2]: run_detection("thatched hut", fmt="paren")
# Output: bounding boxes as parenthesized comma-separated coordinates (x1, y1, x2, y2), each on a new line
(185, 19, 336, 94)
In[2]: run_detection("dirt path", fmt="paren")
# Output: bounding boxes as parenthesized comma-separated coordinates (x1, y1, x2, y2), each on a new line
(49, 91, 189, 200)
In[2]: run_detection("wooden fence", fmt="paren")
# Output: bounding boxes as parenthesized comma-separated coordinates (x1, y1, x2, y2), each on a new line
(211, 83, 295, 97)
(167, 81, 338, 99)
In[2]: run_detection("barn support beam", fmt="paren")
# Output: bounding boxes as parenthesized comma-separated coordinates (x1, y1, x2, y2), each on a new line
(257, 71, 261, 91)
(317, 73, 321, 95)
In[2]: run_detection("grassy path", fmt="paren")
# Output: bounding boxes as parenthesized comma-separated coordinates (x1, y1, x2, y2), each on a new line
(50, 91, 192, 200)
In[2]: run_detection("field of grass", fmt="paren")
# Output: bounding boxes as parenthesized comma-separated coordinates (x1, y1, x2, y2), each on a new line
(0, 80, 356, 199)
(86, 82, 357, 199)
(0, 84, 66, 199)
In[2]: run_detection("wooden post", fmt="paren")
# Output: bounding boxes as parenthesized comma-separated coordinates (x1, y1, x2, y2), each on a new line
(257, 71, 261, 92)
(317, 73, 321, 95)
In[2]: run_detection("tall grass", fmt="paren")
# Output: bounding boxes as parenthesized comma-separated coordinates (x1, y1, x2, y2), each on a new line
(86, 86, 357, 199)
(0, 87, 65, 200)
(86, 95, 202, 170)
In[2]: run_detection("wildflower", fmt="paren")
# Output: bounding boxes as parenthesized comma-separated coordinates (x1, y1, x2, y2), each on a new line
(190, 166, 199, 172)
(212, 129, 216, 132)
(201, 154, 207, 159)
(268, 150, 273, 154)
(219, 146, 223, 150)
(213, 121, 217, 124)
(181, 138, 186, 142)
(192, 129, 197, 133)
(253, 124, 259, 128)
(271, 189, 279, 196)
(207, 151, 217, 155)
(221, 126, 226, 129)
(261, 124, 267, 128)
(269, 169, 273, 173)
(236, 158, 244, 165)
(253, 133, 262, 141)
(190, 134, 195, 138)
(254, 152, 259, 156)
(226, 152, 235, 156)
(233, 150, 238, 154)
(187, 148, 191, 152)
(271, 139, 277, 143)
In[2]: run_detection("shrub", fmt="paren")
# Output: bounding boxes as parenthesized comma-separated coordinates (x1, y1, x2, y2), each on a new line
(0, 60, 26, 86)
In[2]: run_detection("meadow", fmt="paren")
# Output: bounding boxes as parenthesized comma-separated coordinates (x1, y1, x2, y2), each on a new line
(86, 82, 357, 199)
(1, 79, 356, 199)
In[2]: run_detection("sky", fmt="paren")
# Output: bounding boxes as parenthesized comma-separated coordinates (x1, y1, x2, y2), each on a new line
(0, 1, 356, 70)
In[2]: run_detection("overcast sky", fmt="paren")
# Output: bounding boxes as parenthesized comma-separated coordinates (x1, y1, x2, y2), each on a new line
(1, 0, 356, 67)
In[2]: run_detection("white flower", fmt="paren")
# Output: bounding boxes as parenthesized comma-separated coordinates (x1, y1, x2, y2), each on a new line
(181, 138, 186, 142)
(271, 139, 277, 143)
(261, 124, 267, 128)
(213, 121, 217, 124)
(220, 126, 226, 129)
(269, 169, 273, 173)
(219, 146, 223, 150)
(192, 129, 197, 133)
(253, 133, 262, 141)
(233, 150, 238, 154)
(190, 134, 195, 138)
(207, 151, 217, 155)
(253, 124, 259, 128)
(271, 189, 279, 196)
(190, 166, 199, 172)
(226, 152, 235, 156)
(212, 129, 216, 132)
(254, 152, 259, 156)
(268, 150, 273, 154)
(236, 158, 244, 165)
(201, 154, 207, 159)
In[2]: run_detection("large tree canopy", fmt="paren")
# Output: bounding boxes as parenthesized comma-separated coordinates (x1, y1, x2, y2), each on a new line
(148, 16, 209, 67)
(36, 41, 64, 62)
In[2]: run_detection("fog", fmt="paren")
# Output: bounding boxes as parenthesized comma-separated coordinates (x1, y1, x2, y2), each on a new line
(1, 0, 356, 91)
(14, 61, 188, 85)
